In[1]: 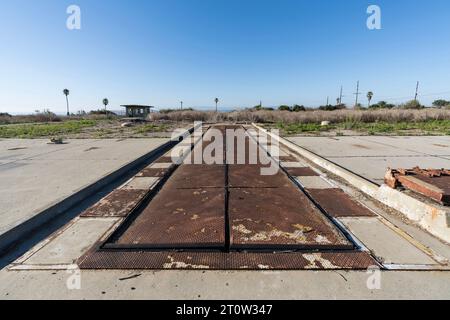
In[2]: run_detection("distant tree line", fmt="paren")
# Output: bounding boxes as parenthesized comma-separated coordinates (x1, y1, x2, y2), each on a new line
(254, 98, 450, 112)
(277, 105, 307, 112)
(88, 109, 117, 116)
(432, 99, 450, 108)
(159, 108, 195, 114)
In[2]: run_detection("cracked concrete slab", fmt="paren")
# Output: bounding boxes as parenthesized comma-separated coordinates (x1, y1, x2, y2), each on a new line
(18, 218, 118, 266)
(338, 217, 437, 265)
(287, 136, 450, 184)
(0, 138, 169, 236)
(0, 269, 449, 299)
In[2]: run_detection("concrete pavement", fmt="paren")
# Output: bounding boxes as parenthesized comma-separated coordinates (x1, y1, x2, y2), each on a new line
(287, 136, 450, 185)
(1, 269, 449, 300)
(1, 134, 449, 300)
(0, 138, 169, 245)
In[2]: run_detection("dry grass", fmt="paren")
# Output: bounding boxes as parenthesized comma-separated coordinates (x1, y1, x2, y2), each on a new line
(150, 108, 450, 124)
(0, 113, 116, 125)
(0, 113, 61, 125)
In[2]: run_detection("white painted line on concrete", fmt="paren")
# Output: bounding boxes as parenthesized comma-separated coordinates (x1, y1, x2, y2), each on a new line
(8, 264, 77, 271)
(382, 264, 450, 271)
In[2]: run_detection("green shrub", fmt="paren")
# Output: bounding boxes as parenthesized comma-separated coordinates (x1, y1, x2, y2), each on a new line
(318, 104, 347, 111)
(369, 101, 395, 109)
(399, 100, 424, 109)
(292, 105, 306, 112)
(0, 120, 97, 138)
(159, 108, 194, 114)
(89, 109, 117, 116)
(278, 105, 292, 111)
(432, 99, 450, 107)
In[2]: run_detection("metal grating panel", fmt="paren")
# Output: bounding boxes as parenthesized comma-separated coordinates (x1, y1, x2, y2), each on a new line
(78, 250, 378, 270)
(229, 187, 352, 249)
(307, 189, 376, 218)
(81, 189, 148, 218)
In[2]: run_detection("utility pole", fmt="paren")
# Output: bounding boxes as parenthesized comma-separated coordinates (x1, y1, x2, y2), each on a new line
(339, 86, 343, 105)
(414, 81, 420, 102)
(180, 101, 183, 110)
(326, 96, 329, 106)
(354, 81, 360, 107)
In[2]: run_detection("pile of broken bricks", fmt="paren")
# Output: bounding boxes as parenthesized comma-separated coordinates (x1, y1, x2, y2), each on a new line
(385, 167, 450, 206)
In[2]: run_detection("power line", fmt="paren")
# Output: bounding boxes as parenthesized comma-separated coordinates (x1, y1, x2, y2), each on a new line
(374, 90, 450, 102)
(419, 91, 450, 97)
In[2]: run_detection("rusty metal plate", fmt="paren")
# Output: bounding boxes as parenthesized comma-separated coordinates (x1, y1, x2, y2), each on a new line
(185, 126, 270, 165)
(227, 135, 272, 165)
(306, 189, 376, 217)
(166, 164, 225, 189)
(78, 250, 377, 270)
(285, 167, 319, 177)
(228, 164, 291, 188)
(81, 189, 148, 218)
(229, 187, 352, 249)
(113, 188, 225, 248)
(186, 138, 226, 164)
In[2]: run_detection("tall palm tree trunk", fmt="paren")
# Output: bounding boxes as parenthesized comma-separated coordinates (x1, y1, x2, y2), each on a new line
(66, 96, 70, 116)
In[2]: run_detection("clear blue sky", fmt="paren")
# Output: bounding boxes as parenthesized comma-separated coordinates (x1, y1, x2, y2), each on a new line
(1, 0, 450, 114)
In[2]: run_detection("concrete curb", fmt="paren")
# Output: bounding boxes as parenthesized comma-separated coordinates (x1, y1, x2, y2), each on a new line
(0, 126, 199, 255)
(253, 123, 450, 244)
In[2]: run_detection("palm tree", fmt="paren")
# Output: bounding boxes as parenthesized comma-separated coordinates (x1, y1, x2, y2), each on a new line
(103, 98, 109, 115)
(214, 98, 219, 112)
(63, 89, 70, 116)
(367, 91, 374, 107)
